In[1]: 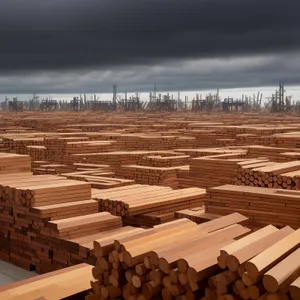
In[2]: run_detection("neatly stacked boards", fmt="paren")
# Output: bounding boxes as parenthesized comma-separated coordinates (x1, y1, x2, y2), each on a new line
(0, 174, 91, 207)
(233, 160, 300, 190)
(175, 207, 221, 224)
(205, 184, 300, 229)
(62, 170, 135, 189)
(178, 153, 249, 189)
(26, 145, 47, 162)
(44, 137, 120, 164)
(0, 173, 125, 273)
(32, 163, 75, 175)
(141, 155, 190, 168)
(87, 213, 250, 300)
(93, 184, 206, 226)
(118, 165, 180, 188)
(3, 136, 44, 154)
(118, 134, 196, 151)
(70, 151, 178, 170)
(243, 145, 300, 162)
(0, 263, 94, 300)
(0, 153, 31, 174)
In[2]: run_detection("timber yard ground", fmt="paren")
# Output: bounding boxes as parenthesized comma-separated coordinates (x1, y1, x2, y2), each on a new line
(0, 111, 300, 299)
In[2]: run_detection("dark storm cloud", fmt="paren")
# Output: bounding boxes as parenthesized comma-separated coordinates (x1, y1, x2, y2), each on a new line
(0, 0, 300, 72)
(1, 53, 300, 94)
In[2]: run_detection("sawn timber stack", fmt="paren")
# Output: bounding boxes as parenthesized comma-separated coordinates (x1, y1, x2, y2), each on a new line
(205, 184, 300, 229)
(92, 184, 206, 226)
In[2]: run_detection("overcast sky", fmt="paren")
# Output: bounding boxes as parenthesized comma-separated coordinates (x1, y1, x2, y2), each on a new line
(1, 0, 300, 97)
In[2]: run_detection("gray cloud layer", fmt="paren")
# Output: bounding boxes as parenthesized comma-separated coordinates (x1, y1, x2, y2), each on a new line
(1, 53, 300, 94)
(1, 0, 300, 72)
(1, 0, 300, 93)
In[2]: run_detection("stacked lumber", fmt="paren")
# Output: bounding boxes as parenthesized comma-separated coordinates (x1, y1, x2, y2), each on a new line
(62, 170, 135, 189)
(0, 153, 31, 174)
(93, 184, 206, 224)
(141, 155, 190, 168)
(205, 184, 300, 229)
(0, 263, 94, 300)
(69, 151, 176, 169)
(118, 165, 180, 188)
(182, 129, 227, 147)
(235, 133, 261, 145)
(87, 213, 250, 300)
(123, 211, 177, 227)
(55, 226, 145, 268)
(233, 160, 300, 189)
(2, 136, 44, 154)
(178, 154, 248, 189)
(274, 131, 300, 148)
(44, 137, 120, 163)
(118, 135, 195, 151)
(72, 163, 113, 170)
(0, 175, 91, 207)
(214, 138, 237, 147)
(243, 145, 300, 162)
(175, 148, 247, 158)
(175, 207, 221, 224)
(26, 145, 47, 161)
(0, 173, 127, 273)
(47, 212, 121, 239)
(32, 163, 76, 175)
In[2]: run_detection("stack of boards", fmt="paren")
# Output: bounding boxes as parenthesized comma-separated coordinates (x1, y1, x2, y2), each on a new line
(178, 153, 250, 189)
(87, 214, 248, 299)
(0, 173, 123, 273)
(43, 137, 119, 164)
(174, 207, 221, 224)
(69, 151, 176, 168)
(244, 145, 300, 162)
(62, 170, 135, 189)
(117, 135, 195, 151)
(140, 155, 190, 168)
(92, 184, 206, 227)
(233, 160, 300, 190)
(0, 153, 31, 175)
(88, 217, 300, 300)
(205, 184, 300, 230)
(118, 165, 180, 188)
(0, 263, 94, 300)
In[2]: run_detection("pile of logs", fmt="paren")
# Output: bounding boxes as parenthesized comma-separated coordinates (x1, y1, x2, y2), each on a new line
(87, 213, 250, 300)
(88, 217, 300, 300)
(233, 160, 300, 190)
(205, 184, 300, 229)
(93, 184, 206, 226)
